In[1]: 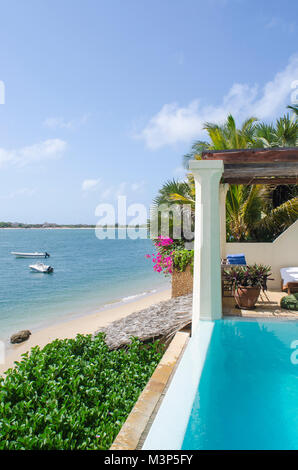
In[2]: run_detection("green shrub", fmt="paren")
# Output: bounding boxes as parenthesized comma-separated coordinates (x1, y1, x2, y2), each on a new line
(280, 293, 298, 311)
(173, 249, 194, 273)
(0, 334, 163, 450)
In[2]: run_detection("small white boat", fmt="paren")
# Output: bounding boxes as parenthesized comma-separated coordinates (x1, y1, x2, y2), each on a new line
(11, 252, 50, 258)
(29, 263, 54, 273)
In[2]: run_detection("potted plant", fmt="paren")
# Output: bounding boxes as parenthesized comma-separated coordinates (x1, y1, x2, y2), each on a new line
(171, 249, 194, 297)
(224, 264, 272, 309)
(146, 237, 194, 297)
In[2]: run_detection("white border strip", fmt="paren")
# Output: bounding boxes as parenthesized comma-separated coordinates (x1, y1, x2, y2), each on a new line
(143, 321, 214, 450)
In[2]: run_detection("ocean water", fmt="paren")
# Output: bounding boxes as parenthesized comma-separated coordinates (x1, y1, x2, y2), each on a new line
(182, 319, 298, 450)
(0, 229, 169, 342)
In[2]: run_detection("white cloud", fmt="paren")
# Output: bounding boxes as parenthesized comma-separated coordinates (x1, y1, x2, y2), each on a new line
(173, 166, 187, 179)
(115, 182, 127, 198)
(100, 187, 113, 200)
(43, 114, 89, 130)
(82, 178, 101, 191)
(137, 55, 298, 149)
(0, 139, 67, 168)
(91, 182, 127, 201)
(82, 179, 145, 200)
(131, 181, 145, 191)
(265, 17, 296, 33)
(111, 181, 145, 198)
(0, 187, 37, 199)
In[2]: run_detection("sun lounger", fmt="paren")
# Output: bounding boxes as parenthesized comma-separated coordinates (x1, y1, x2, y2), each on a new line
(280, 267, 298, 294)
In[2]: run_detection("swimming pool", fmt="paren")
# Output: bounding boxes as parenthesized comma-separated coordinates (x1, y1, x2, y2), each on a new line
(143, 319, 298, 450)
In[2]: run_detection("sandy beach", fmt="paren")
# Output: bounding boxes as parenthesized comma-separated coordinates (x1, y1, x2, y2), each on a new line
(0, 288, 171, 375)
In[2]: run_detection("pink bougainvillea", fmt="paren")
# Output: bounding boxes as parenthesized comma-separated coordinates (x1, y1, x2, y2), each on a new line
(146, 237, 174, 276)
(154, 236, 174, 247)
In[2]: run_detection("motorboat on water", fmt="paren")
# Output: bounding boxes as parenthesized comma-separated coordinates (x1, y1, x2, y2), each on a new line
(11, 252, 50, 258)
(29, 263, 54, 273)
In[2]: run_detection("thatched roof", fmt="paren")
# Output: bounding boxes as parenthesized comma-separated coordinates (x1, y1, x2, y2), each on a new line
(95, 294, 192, 350)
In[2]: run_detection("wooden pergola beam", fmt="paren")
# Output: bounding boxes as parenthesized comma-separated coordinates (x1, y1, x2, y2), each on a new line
(222, 177, 298, 185)
(202, 147, 298, 163)
(200, 148, 298, 184)
(224, 162, 298, 179)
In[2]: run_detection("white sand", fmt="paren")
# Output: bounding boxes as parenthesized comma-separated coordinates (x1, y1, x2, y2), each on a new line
(0, 288, 171, 375)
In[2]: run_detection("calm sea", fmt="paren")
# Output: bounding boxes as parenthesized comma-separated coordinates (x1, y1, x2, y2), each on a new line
(0, 229, 169, 341)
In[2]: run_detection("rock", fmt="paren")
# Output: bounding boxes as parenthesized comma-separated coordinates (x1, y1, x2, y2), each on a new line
(10, 330, 31, 344)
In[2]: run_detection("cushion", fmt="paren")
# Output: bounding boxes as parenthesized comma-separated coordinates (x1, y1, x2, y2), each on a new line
(280, 267, 298, 285)
(226, 254, 247, 265)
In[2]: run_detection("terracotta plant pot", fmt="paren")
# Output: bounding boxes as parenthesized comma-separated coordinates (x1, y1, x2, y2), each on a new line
(234, 286, 261, 309)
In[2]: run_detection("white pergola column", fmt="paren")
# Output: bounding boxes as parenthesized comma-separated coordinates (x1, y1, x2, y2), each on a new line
(189, 160, 224, 330)
(219, 184, 229, 258)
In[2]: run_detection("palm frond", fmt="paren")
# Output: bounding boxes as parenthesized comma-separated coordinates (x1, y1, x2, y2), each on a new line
(287, 104, 298, 117)
(254, 196, 298, 239)
(241, 185, 263, 226)
(169, 193, 195, 205)
(153, 179, 192, 207)
(183, 140, 208, 167)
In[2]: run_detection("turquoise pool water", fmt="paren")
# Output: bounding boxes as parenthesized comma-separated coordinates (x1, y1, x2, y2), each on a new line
(182, 319, 298, 450)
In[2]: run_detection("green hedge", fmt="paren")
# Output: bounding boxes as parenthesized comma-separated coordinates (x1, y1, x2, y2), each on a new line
(0, 334, 163, 450)
(280, 293, 298, 311)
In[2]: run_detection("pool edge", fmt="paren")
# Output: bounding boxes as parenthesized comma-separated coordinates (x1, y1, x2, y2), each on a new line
(110, 331, 190, 451)
(142, 321, 214, 450)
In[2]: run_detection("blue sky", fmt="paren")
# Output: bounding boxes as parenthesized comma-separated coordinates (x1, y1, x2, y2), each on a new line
(0, 0, 297, 224)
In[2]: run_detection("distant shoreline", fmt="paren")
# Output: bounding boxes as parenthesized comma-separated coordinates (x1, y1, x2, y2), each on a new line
(0, 226, 147, 230)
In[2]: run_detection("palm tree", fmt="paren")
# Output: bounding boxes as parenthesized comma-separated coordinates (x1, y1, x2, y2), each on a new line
(255, 113, 298, 148)
(153, 177, 195, 209)
(255, 193, 298, 241)
(287, 104, 298, 116)
(151, 177, 195, 243)
(226, 185, 298, 242)
(226, 185, 263, 241)
(183, 114, 258, 167)
(254, 113, 298, 207)
(203, 115, 258, 149)
(155, 112, 298, 242)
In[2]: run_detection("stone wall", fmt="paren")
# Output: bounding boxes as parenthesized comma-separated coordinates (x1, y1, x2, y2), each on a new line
(171, 265, 193, 298)
(225, 220, 298, 290)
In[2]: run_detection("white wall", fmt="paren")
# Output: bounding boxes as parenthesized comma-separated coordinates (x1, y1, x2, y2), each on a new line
(225, 220, 298, 289)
